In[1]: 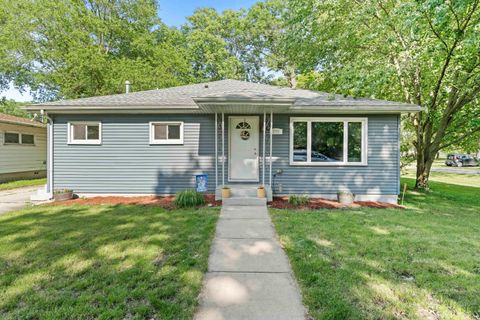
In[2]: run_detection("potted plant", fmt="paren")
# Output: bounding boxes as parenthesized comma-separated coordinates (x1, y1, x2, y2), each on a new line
(221, 186, 231, 199)
(54, 189, 74, 201)
(337, 191, 354, 205)
(257, 185, 266, 198)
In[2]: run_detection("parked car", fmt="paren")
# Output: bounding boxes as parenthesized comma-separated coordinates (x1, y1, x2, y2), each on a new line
(293, 150, 336, 162)
(445, 154, 479, 167)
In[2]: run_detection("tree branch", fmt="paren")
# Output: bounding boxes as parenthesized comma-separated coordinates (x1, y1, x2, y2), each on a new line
(440, 126, 480, 150)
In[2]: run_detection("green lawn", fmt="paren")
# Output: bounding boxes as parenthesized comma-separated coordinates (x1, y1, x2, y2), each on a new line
(271, 179, 480, 319)
(0, 178, 47, 191)
(402, 170, 480, 188)
(0, 205, 219, 319)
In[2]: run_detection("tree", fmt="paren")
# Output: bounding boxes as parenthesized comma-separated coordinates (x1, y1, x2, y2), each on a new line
(0, 0, 191, 101)
(285, 0, 480, 189)
(0, 97, 30, 118)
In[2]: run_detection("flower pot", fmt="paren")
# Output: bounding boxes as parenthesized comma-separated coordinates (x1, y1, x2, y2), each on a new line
(337, 192, 354, 205)
(257, 187, 266, 198)
(54, 190, 73, 202)
(221, 188, 231, 199)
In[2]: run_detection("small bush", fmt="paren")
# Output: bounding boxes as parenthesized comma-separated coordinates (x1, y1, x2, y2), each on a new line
(175, 189, 206, 208)
(288, 194, 310, 206)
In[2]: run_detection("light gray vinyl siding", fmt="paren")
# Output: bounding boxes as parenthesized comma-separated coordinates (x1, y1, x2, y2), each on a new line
(53, 115, 216, 194)
(52, 113, 400, 195)
(269, 114, 400, 195)
(0, 123, 47, 174)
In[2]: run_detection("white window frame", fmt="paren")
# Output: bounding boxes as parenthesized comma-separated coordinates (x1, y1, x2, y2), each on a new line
(289, 117, 368, 166)
(149, 121, 184, 145)
(68, 121, 102, 145)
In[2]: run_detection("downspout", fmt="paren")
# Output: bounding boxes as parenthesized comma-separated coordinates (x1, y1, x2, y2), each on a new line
(41, 110, 54, 199)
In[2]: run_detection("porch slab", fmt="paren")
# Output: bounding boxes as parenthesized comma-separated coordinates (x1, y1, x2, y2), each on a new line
(220, 205, 269, 219)
(209, 238, 290, 273)
(194, 272, 306, 320)
(216, 219, 275, 239)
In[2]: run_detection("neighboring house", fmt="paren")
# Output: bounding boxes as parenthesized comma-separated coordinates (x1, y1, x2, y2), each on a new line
(25, 80, 422, 203)
(0, 113, 47, 182)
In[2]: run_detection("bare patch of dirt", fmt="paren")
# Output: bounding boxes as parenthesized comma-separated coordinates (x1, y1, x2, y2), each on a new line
(49, 194, 221, 208)
(269, 196, 403, 209)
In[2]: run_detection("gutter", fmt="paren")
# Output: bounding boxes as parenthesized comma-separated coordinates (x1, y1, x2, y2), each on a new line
(41, 109, 54, 199)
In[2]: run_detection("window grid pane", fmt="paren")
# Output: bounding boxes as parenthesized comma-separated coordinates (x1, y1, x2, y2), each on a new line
(73, 124, 87, 140)
(5, 132, 19, 144)
(348, 122, 362, 162)
(168, 125, 180, 140)
(87, 125, 99, 140)
(154, 124, 168, 140)
(21, 134, 34, 145)
(292, 122, 307, 162)
(311, 122, 344, 162)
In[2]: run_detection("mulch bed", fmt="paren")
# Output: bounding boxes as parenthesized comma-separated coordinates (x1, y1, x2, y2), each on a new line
(49, 194, 222, 208)
(269, 196, 403, 209)
(49, 195, 401, 209)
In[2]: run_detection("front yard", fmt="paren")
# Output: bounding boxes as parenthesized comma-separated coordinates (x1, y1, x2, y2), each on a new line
(0, 205, 219, 319)
(271, 179, 480, 319)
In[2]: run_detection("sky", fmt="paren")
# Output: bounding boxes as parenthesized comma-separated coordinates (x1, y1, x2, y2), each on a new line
(3, 0, 260, 102)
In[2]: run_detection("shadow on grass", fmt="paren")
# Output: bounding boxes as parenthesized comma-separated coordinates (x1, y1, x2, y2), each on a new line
(0, 204, 219, 319)
(271, 179, 480, 319)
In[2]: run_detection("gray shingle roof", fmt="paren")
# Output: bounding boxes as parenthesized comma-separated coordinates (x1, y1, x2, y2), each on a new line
(26, 79, 420, 110)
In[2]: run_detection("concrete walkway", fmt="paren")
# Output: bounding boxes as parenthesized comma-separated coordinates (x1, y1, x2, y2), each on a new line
(195, 202, 306, 320)
(0, 186, 39, 215)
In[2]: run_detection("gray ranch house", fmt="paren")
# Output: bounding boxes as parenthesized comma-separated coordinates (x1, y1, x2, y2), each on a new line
(26, 80, 422, 203)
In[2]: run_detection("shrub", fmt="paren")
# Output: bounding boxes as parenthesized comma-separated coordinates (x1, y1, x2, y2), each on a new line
(175, 189, 206, 208)
(288, 194, 310, 206)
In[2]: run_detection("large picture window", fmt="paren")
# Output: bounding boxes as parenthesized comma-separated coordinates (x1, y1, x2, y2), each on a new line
(290, 117, 367, 165)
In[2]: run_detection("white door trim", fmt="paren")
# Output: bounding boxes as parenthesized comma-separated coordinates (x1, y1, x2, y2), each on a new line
(228, 116, 260, 182)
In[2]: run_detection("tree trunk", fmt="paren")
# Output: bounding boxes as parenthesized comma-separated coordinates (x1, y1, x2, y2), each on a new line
(415, 157, 434, 189)
(414, 138, 437, 190)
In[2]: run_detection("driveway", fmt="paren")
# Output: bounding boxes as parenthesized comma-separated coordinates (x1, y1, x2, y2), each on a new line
(0, 186, 39, 215)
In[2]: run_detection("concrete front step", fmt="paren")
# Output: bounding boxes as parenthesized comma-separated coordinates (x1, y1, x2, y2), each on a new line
(215, 184, 273, 202)
(223, 197, 267, 206)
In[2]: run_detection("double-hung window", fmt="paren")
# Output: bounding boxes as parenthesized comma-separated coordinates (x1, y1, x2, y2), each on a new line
(68, 122, 102, 144)
(149, 122, 184, 144)
(290, 117, 367, 165)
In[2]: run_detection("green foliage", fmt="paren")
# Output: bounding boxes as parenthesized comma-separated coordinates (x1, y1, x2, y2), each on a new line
(284, 0, 480, 188)
(174, 189, 206, 208)
(0, 97, 30, 118)
(0, 0, 191, 101)
(288, 194, 309, 206)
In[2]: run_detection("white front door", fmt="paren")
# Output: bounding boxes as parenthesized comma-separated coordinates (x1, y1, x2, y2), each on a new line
(229, 116, 260, 181)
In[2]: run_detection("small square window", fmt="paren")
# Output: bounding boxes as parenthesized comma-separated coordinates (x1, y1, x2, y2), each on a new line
(69, 122, 101, 144)
(21, 134, 35, 145)
(4, 132, 20, 144)
(150, 122, 183, 144)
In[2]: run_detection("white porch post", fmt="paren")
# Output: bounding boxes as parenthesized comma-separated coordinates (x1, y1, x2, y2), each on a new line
(222, 112, 225, 186)
(262, 110, 266, 186)
(269, 109, 273, 186)
(215, 112, 218, 188)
